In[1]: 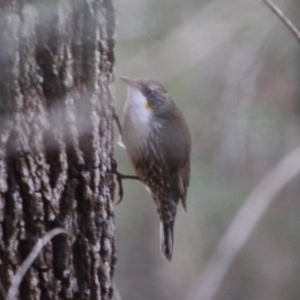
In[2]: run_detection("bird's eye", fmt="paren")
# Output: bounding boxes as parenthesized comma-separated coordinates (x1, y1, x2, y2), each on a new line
(145, 87, 154, 96)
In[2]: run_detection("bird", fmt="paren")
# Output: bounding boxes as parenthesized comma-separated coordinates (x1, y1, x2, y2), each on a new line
(120, 77, 191, 261)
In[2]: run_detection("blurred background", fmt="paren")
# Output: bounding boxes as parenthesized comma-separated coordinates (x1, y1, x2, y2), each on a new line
(113, 0, 300, 299)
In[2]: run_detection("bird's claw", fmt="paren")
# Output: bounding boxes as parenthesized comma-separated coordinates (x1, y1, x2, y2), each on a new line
(111, 158, 139, 205)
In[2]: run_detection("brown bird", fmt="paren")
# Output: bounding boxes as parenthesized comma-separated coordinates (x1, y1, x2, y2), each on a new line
(120, 77, 191, 261)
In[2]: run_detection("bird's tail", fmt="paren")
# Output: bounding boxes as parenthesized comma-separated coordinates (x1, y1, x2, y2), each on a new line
(160, 220, 175, 261)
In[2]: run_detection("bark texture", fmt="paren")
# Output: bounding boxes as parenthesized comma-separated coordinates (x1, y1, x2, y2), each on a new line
(0, 0, 116, 299)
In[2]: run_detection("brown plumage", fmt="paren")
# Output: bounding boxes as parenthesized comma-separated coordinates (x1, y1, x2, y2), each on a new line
(120, 77, 191, 260)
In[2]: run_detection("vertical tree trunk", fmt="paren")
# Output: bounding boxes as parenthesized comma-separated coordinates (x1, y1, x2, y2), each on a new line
(0, 0, 116, 299)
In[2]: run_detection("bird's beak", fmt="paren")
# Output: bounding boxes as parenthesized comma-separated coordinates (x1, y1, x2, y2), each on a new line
(120, 77, 141, 90)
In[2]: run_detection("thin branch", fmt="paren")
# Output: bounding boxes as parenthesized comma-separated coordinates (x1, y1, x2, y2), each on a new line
(263, 0, 300, 43)
(6, 228, 70, 300)
(186, 144, 300, 300)
(113, 282, 123, 300)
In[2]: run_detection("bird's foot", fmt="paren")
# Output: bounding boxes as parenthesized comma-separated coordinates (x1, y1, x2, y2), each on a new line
(111, 158, 139, 205)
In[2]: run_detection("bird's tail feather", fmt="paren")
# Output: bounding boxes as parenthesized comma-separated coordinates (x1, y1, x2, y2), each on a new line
(160, 220, 174, 261)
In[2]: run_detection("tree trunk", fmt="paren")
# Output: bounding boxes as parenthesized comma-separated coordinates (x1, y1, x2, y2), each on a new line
(0, 0, 116, 299)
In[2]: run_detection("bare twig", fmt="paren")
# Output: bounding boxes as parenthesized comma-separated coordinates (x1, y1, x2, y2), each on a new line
(6, 228, 70, 300)
(113, 282, 123, 300)
(186, 145, 300, 300)
(263, 0, 300, 43)
(112, 106, 123, 136)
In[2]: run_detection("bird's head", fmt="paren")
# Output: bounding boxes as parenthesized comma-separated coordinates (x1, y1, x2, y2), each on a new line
(120, 77, 171, 116)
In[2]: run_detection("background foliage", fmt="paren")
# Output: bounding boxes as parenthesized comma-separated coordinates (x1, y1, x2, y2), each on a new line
(112, 0, 300, 299)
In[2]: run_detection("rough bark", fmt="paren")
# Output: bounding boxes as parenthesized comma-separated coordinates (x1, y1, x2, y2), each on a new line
(0, 0, 116, 299)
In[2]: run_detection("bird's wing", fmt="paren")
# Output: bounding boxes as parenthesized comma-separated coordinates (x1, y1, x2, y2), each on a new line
(159, 105, 191, 211)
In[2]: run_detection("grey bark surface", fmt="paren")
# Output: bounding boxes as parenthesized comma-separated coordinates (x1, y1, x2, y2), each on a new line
(0, 0, 117, 299)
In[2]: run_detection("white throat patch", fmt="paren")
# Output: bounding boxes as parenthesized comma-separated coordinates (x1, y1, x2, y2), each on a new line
(121, 87, 152, 150)
(123, 87, 152, 127)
